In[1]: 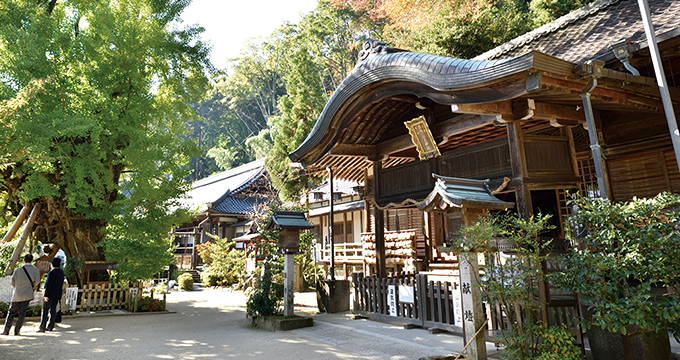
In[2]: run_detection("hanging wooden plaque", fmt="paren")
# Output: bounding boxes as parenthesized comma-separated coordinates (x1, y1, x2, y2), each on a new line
(404, 115, 441, 160)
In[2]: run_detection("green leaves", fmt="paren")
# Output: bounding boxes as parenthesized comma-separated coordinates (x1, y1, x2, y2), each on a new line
(556, 193, 680, 337)
(0, 0, 209, 283)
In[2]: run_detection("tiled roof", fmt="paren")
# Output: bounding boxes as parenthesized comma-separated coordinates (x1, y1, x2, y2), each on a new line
(213, 196, 272, 216)
(308, 200, 365, 217)
(266, 211, 314, 230)
(180, 160, 267, 214)
(305, 179, 363, 202)
(474, 0, 680, 63)
(418, 174, 515, 211)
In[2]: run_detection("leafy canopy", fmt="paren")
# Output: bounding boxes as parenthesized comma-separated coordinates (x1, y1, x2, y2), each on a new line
(0, 0, 209, 283)
(555, 193, 680, 340)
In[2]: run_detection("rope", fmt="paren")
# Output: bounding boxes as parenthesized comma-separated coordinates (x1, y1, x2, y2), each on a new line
(367, 197, 427, 211)
(454, 318, 490, 360)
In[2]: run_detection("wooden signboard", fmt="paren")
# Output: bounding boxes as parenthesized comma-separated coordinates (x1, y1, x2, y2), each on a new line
(405, 115, 441, 161)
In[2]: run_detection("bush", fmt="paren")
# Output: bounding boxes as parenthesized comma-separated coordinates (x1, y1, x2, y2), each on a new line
(201, 269, 219, 287)
(170, 270, 187, 281)
(246, 259, 284, 318)
(128, 296, 165, 312)
(556, 193, 680, 352)
(200, 239, 245, 288)
(178, 273, 193, 291)
(0, 303, 41, 318)
(535, 325, 582, 360)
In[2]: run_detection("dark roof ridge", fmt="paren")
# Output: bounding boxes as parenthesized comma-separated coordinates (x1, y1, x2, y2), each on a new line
(228, 165, 267, 196)
(473, 0, 622, 61)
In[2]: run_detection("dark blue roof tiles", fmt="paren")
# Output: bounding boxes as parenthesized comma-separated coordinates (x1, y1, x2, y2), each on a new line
(213, 196, 272, 215)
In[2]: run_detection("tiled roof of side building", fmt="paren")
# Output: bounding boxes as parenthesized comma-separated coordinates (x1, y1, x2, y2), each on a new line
(473, 0, 680, 63)
(180, 160, 266, 213)
(213, 196, 272, 216)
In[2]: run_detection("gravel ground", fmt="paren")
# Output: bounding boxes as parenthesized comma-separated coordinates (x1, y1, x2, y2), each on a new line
(0, 287, 468, 360)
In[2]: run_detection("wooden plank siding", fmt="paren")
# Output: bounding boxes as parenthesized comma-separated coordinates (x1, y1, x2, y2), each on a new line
(608, 148, 680, 202)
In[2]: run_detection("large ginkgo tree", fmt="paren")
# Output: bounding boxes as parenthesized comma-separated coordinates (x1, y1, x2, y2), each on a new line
(0, 0, 210, 285)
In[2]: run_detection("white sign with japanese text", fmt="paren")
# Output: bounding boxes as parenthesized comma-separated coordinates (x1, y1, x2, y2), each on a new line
(388, 285, 397, 317)
(129, 288, 139, 304)
(65, 287, 78, 311)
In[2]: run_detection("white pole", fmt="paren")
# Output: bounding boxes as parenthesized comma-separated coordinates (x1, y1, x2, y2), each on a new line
(637, 0, 680, 171)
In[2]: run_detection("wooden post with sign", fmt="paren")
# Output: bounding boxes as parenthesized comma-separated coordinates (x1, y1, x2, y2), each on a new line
(460, 252, 487, 360)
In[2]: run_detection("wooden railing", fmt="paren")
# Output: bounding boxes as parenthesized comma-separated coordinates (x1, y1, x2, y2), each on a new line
(352, 271, 582, 345)
(60, 282, 158, 313)
(321, 242, 363, 263)
(352, 272, 463, 334)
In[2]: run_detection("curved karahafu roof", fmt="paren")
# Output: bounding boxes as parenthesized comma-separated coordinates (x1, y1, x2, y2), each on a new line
(289, 41, 576, 170)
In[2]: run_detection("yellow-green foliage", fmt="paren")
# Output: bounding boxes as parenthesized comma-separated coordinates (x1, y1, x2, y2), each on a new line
(200, 238, 245, 287)
(178, 273, 193, 291)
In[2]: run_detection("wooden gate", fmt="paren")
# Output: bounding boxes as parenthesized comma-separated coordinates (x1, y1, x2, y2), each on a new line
(352, 272, 463, 334)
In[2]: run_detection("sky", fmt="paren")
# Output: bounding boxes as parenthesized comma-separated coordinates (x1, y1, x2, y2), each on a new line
(180, 0, 320, 70)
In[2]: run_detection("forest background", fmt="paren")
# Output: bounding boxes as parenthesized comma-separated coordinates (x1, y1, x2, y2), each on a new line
(0, 0, 594, 285)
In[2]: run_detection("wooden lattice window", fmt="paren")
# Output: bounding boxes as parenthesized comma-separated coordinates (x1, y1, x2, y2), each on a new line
(577, 157, 599, 198)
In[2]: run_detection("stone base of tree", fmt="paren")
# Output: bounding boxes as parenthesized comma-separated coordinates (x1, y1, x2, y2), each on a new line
(587, 326, 671, 360)
(254, 315, 313, 331)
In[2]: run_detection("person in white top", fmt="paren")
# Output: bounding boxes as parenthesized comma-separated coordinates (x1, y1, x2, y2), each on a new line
(2, 254, 40, 336)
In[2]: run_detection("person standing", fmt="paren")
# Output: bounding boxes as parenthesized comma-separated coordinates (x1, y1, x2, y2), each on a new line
(38, 257, 65, 332)
(2, 254, 40, 336)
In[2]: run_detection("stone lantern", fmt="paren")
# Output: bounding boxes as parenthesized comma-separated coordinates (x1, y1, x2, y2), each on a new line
(266, 211, 313, 316)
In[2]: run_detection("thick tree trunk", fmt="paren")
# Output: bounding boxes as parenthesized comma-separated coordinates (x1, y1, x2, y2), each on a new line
(34, 198, 107, 287)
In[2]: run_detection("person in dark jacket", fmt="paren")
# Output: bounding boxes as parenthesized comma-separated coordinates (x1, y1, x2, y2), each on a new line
(38, 257, 65, 332)
(2, 254, 40, 336)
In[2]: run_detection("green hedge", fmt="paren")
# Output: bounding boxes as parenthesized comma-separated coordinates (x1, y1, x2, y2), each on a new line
(0, 302, 41, 318)
(178, 273, 193, 291)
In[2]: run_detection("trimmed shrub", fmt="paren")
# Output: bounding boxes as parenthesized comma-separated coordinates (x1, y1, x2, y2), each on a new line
(170, 270, 187, 281)
(0, 303, 41, 318)
(0, 302, 8, 318)
(178, 273, 193, 291)
(128, 296, 165, 312)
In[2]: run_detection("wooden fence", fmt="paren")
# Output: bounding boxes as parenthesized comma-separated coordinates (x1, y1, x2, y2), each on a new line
(352, 271, 582, 345)
(352, 272, 463, 334)
(61, 282, 145, 313)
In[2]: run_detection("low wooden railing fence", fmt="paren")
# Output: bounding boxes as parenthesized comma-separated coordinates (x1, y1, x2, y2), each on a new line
(60, 281, 165, 313)
(352, 272, 463, 334)
(321, 243, 363, 263)
(352, 271, 583, 344)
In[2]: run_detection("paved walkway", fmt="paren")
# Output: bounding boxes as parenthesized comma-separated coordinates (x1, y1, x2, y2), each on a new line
(0, 287, 498, 360)
(2, 287, 677, 360)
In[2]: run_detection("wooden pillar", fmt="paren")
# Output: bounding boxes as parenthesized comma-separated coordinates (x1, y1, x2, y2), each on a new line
(192, 232, 200, 269)
(373, 160, 386, 278)
(422, 212, 431, 270)
(6, 203, 41, 276)
(506, 121, 533, 218)
(328, 166, 335, 281)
